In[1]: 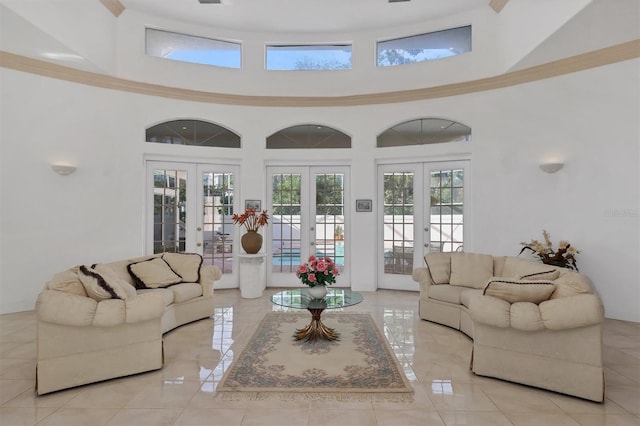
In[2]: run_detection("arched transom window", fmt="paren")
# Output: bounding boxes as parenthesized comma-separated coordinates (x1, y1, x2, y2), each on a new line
(377, 118, 471, 147)
(146, 119, 241, 148)
(267, 124, 351, 149)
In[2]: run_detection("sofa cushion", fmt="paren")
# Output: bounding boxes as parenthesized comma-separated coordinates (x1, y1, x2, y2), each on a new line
(550, 270, 593, 299)
(502, 257, 558, 280)
(137, 288, 175, 306)
(460, 289, 483, 308)
(162, 253, 203, 283)
(47, 267, 88, 297)
(428, 284, 466, 304)
(128, 257, 182, 289)
(92, 264, 137, 299)
(423, 253, 451, 284)
(172, 283, 204, 303)
(78, 265, 130, 301)
(450, 253, 494, 288)
(483, 277, 555, 304)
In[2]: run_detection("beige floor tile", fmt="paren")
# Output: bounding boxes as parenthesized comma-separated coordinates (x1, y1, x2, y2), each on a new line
(480, 381, 563, 413)
(63, 377, 153, 409)
(605, 386, 640, 414)
(2, 387, 82, 408)
(548, 393, 628, 414)
(438, 410, 514, 425)
(0, 291, 638, 425)
(124, 381, 202, 409)
(242, 407, 309, 426)
(174, 407, 246, 426)
(0, 406, 57, 425)
(37, 407, 120, 426)
(308, 407, 377, 426)
(0, 379, 34, 405)
(569, 413, 640, 425)
(104, 408, 183, 426)
(426, 383, 499, 412)
(505, 412, 581, 426)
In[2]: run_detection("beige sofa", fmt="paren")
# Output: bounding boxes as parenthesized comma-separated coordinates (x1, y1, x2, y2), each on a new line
(412, 252, 604, 402)
(35, 253, 222, 395)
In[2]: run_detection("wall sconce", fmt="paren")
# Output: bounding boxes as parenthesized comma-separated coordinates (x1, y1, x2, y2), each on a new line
(51, 163, 77, 176)
(539, 162, 564, 174)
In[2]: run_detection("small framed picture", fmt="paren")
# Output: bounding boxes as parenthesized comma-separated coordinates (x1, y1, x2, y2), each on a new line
(245, 200, 261, 211)
(356, 199, 372, 212)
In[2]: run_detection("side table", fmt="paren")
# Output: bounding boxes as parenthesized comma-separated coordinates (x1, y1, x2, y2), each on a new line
(239, 254, 266, 298)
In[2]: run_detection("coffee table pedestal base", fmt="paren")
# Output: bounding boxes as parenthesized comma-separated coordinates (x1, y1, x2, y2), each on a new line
(294, 308, 339, 342)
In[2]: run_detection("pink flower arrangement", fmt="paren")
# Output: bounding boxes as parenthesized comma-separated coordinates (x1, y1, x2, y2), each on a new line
(296, 255, 340, 287)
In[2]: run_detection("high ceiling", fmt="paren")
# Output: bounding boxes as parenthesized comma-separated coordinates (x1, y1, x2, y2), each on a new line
(120, 0, 491, 33)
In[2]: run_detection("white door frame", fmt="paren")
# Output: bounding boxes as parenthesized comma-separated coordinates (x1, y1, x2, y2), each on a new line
(266, 164, 350, 288)
(376, 159, 470, 291)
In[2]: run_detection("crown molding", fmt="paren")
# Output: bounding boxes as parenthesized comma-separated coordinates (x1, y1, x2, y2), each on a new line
(1, 40, 638, 107)
(489, 0, 509, 13)
(99, 0, 125, 17)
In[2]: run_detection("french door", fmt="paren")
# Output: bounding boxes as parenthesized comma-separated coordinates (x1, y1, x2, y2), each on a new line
(266, 166, 350, 287)
(145, 160, 239, 288)
(377, 161, 468, 290)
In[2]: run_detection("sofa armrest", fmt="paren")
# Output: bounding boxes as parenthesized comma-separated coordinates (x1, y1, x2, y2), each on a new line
(200, 265, 222, 296)
(470, 293, 604, 331)
(412, 267, 434, 294)
(37, 290, 165, 327)
(539, 294, 604, 330)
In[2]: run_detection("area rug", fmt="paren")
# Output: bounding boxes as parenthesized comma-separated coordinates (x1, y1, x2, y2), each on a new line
(216, 312, 413, 401)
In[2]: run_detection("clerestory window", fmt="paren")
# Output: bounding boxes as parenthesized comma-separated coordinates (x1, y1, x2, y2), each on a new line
(377, 26, 471, 67)
(145, 28, 241, 69)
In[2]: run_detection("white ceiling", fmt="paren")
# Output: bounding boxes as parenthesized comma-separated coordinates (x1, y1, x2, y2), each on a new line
(120, 0, 490, 33)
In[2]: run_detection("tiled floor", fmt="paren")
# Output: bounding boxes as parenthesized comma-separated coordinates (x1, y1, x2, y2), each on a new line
(1, 289, 639, 426)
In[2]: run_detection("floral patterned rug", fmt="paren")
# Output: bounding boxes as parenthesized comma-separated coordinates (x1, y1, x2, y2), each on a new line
(216, 312, 413, 400)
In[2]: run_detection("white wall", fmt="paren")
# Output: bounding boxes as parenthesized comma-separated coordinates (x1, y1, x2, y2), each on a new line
(1, 57, 638, 320)
(1, 1, 639, 320)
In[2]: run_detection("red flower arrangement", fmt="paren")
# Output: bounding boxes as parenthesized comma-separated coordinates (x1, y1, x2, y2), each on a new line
(232, 209, 269, 232)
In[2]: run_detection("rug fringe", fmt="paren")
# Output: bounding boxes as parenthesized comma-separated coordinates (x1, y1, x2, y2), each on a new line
(213, 391, 414, 403)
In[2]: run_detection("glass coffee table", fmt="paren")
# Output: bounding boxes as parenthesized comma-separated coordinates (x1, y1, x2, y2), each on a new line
(271, 288, 364, 342)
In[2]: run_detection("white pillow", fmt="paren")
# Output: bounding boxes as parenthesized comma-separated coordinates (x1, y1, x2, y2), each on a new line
(450, 253, 494, 289)
(483, 277, 555, 304)
(162, 253, 203, 283)
(128, 257, 182, 289)
(78, 265, 129, 301)
(424, 253, 451, 284)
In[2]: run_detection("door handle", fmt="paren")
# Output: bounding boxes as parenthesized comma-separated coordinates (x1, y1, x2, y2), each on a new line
(197, 227, 202, 231)
(197, 242, 202, 247)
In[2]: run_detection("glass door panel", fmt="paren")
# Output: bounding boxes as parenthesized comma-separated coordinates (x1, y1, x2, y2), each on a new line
(267, 166, 349, 287)
(377, 161, 468, 290)
(382, 171, 415, 275)
(152, 169, 188, 254)
(146, 161, 239, 288)
(428, 168, 464, 253)
(201, 170, 235, 273)
(271, 172, 303, 274)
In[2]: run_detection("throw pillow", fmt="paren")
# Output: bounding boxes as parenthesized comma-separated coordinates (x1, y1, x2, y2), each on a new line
(518, 269, 560, 281)
(449, 253, 494, 289)
(424, 253, 451, 284)
(483, 277, 556, 304)
(162, 252, 203, 283)
(128, 257, 182, 289)
(78, 265, 129, 301)
(502, 257, 557, 279)
(47, 266, 88, 297)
